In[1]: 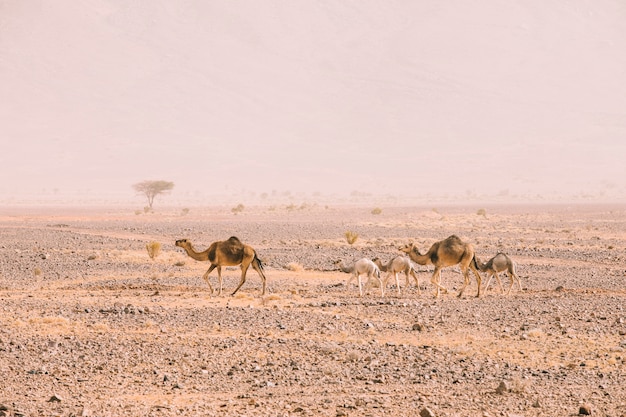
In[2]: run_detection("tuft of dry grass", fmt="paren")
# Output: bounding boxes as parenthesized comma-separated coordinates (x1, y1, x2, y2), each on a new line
(33, 267, 42, 277)
(371, 207, 382, 215)
(344, 230, 359, 245)
(231, 203, 245, 214)
(285, 262, 303, 272)
(146, 241, 161, 260)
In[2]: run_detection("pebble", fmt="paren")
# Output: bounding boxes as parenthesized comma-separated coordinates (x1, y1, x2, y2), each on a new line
(420, 407, 436, 417)
(412, 322, 425, 331)
(496, 381, 510, 394)
(579, 404, 592, 415)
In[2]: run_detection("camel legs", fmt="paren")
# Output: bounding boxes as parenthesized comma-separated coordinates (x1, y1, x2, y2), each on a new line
(409, 269, 421, 295)
(251, 259, 267, 296)
(231, 259, 251, 296)
(383, 272, 401, 295)
(507, 272, 522, 295)
(202, 265, 217, 295)
(484, 272, 504, 294)
(457, 266, 482, 298)
(472, 267, 482, 297)
(374, 273, 385, 297)
(431, 267, 448, 298)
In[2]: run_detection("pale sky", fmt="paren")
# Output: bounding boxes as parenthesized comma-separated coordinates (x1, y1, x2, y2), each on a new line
(1, 1, 625, 203)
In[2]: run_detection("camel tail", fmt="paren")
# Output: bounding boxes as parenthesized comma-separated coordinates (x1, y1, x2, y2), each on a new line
(471, 254, 479, 271)
(252, 252, 268, 295)
(253, 252, 265, 274)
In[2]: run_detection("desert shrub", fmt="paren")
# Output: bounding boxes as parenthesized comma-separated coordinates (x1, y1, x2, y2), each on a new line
(344, 230, 359, 245)
(286, 262, 303, 272)
(371, 207, 382, 215)
(477, 208, 487, 218)
(231, 204, 245, 214)
(134, 210, 143, 215)
(181, 208, 190, 216)
(33, 267, 42, 277)
(146, 241, 161, 260)
(143, 206, 152, 214)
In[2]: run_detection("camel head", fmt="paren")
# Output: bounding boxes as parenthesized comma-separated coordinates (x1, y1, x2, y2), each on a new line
(175, 239, 190, 249)
(399, 242, 416, 255)
(371, 257, 385, 271)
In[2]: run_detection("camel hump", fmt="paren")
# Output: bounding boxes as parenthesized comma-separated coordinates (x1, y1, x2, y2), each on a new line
(227, 236, 243, 245)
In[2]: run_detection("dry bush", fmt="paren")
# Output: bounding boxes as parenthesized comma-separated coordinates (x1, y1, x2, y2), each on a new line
(371, 207, 382, 215)
(344, 230, 359, 245)
(146, 241, 161, 260)
(285, 262, 303, 272)
(181, 207, 190, 216)
(477, 208, 487, 218)
(231, 203, 245, 214)
(33, 267, 42, 277)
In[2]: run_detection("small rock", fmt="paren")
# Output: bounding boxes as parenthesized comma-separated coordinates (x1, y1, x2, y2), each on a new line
(579, 404, 592, 415)
(412, 322, 425, 331)
(496, 380, 510, 394)
(555, 285, 565, 292)
(420, 407, 436, 417)
(48, 394, 62, 402)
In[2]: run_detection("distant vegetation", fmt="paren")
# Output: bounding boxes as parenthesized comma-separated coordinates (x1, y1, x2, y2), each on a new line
(344, 230, 359, 245)
(371, 207, 382, 215)
(146, 241, 161, 260)
(133, 180, 174, 210)
(231, 204, 245, 214)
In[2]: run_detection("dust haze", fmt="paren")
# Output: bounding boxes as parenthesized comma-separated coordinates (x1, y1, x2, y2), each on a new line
(1, 1, 625, 205)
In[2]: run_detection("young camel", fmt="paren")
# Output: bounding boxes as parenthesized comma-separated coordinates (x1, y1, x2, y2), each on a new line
(335, 258, 384, 297)
(373, 256, 421, 295)
(175, 237, 267, 296)
(475, 252, 522, 295)
(400, 235, 482, 298)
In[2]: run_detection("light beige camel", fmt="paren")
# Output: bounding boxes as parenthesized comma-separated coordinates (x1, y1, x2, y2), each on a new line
(175, 237, 267, 296)
(335, 258, 384, 297)
(400, 235, 482, 298)
(476, 252, 521, 295)
(373, 256, 421, 295)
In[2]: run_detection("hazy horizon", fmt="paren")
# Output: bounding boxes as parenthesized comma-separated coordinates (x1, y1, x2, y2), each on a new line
(1, 1, 625, 205)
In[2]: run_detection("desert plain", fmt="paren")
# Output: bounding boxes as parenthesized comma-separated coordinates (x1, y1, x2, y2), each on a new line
(0, 203, 625, 417)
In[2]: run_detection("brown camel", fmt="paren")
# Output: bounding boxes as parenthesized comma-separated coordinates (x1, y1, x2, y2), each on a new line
(175, 237, 267, 296)
(475, 252, 521, 295)
(400, 235, 482, 298)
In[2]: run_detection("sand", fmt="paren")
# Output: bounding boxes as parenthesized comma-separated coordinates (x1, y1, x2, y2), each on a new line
(0, 203, 625, 416)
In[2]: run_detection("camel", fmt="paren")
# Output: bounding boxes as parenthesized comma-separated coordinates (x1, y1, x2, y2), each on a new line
(334, 258, 384, 297)
(475, 252, 521, 295)
(373, 256, 421, 295)
(400, 235, 482, 298)
(175, 237, 267, 296)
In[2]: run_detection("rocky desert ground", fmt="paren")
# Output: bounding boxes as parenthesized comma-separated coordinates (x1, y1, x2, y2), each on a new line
(1, 203, 625, 417)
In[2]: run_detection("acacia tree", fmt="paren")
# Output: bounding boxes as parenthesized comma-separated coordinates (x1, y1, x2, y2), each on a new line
(133, 180, 174, 209)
